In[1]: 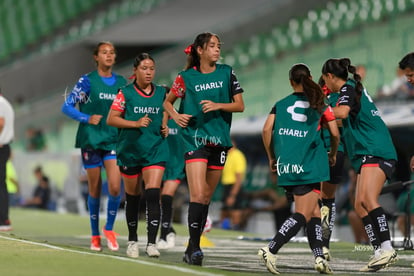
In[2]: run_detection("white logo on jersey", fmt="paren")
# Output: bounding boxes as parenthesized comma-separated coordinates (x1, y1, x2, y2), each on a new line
(194, 81, 223, 92)
(99, 93, 116, 100)
(287, 101, 309, 122)
(275, 156, 304, 176)
(133, 106, 160, 114)
(193, 128, 222, 147)
(278, 128, 308, 138)
(169, 128, 178, 135)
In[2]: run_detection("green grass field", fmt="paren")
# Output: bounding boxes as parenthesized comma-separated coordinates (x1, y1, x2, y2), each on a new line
(1, 208, 414, 275)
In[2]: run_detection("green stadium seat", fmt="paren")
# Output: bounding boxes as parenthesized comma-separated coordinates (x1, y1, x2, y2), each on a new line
(47, 0, 66, 28)
(79, 20, 93, 37)
(105, 4, 120, 25)
(271, 27, 290, 51)
(263, 37, 277, 59)
(91, 12, 107, 33)
(129, 0, 145, 13)
(118, 0, 133, 19)
(61, 0, 82, 19)
(66, 26, 80, 42)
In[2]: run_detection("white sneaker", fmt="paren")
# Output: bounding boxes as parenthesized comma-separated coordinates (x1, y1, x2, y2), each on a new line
(146, 243, 160, 257)
(126, 241, 139, 258)
(0, 225, 12, 231)
(314, 256, 333, 274)
(322, 246, 331, 261)
(366, 248, 398, 271)
(156, 239, 170, 250)
(257, 247, 279, 274)
(166, 232, 176, 248)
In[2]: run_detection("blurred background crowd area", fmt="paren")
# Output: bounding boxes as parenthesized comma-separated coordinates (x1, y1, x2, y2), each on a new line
(2, 0, 414, 237)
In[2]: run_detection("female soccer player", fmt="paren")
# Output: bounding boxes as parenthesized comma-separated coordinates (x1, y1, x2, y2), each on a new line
(321, 58, 398, 272)
(163, 32, 245, 265)
(156, 117, 186, 250)
(107, 53, 169, 258)
(61, 41, 126, 252)
(318, 78, 346, 261)
(258, 63, 339, 275)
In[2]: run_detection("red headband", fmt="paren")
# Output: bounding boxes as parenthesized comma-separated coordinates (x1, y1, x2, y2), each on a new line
(184, 44, 193, 55)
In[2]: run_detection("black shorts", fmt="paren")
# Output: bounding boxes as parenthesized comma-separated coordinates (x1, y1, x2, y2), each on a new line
(284, 183, 321, 203)
(221, 185, 244, 210)
(119, 161, 166, 178)
(185, 146, 228, 169)
(359, 155, 396, 180)
(328, 151, 345, 184)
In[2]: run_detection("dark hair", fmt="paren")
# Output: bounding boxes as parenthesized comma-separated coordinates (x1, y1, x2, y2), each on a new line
(93, 41, 115, 66)
(133, 53, 155, 68)
(321, 58, 364, 102)
(318, 75, 325, 87)
(289, 63, 325, 113)
(185, 32, 220, 70)
(34, 165, 42, 173)
(93, 41, 115, 56)
(399, 52, 414, 70)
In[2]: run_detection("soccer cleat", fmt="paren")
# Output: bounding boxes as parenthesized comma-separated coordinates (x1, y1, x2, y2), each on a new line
(191, 250, 204, 266)
(322, 246, 331, 261)
(257, 247, 279, 275)
(183, 250, 204, 266)
(320, 206, 330, 239)
(146, 243, 160, 257)
(359, 264, 378, 272)
(102, 228, 119, 251)
(314, 256, 333, 274)
(0, 220, 12, 231)
(156, 239, 169, 250)
(90, 236, 102, 251)
(126, 241, 139, 258)
(366, 248, 398, 271)
(359, 254, 379, 272)
(166, 232, 176, 248)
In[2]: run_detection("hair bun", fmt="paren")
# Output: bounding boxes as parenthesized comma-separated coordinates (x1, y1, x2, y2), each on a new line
(339, 58, 351, 68)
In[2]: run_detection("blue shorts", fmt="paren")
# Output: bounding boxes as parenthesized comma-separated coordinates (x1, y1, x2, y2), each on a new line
(81, 148, 116, 169)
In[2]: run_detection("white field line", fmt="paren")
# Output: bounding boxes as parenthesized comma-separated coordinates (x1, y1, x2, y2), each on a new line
(0, 235, 223, 276)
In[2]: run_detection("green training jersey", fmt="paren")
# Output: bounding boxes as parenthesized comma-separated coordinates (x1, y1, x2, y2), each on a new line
(178, 64, 234, 152)
(338, 80, 397, 165)
(116, 83, 169, 167)
(75, 70, 126, 150)
(163, 119, 185, 181)
(273, 93, 332, 186)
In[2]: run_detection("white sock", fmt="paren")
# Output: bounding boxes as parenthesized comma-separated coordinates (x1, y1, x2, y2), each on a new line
(381, 240, 393, 251)
(374, 248, 381, 258)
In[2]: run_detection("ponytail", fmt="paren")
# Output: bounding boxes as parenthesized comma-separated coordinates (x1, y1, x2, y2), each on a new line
(322, 58, 364, 103)
(290, 63, 325, 113)
(184, 32, 220, 70)
(302, 77, 325, 114)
